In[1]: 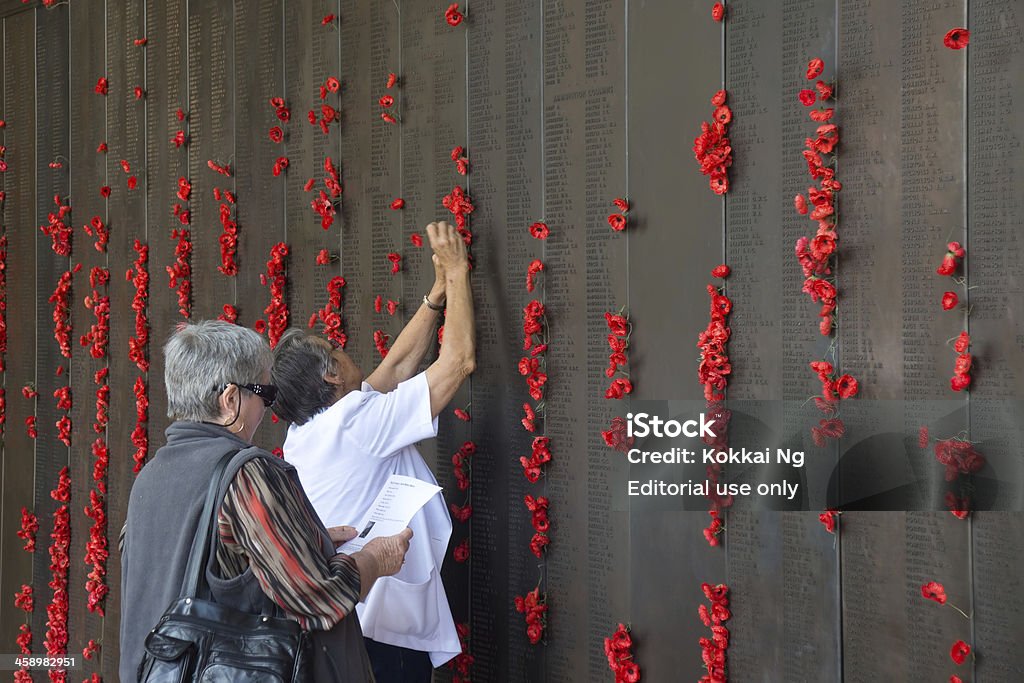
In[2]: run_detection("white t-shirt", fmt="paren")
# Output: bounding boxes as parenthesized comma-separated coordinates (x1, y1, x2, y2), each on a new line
(282, 371, 460, 667)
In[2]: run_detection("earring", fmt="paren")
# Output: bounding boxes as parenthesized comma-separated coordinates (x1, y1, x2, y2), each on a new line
(232, 419, 246, 435)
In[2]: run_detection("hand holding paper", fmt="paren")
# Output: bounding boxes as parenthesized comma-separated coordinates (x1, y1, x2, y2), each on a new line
(338, 474, 442, 554)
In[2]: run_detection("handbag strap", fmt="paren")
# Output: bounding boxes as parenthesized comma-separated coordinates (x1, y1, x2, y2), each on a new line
(181, 448, 241, 599)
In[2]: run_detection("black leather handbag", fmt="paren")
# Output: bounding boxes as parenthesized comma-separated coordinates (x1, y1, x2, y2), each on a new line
(138, 450, 312, 682)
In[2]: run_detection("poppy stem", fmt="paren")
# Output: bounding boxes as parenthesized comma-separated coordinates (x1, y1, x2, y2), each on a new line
(947, 602, 971, 620)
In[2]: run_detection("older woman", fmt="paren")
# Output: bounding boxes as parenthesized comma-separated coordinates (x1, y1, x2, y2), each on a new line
(120, 320, 409, 682)
(271, 221, 475, 681)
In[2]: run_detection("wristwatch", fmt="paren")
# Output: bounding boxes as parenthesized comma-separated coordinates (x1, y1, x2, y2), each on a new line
(423, 294, 445, 311)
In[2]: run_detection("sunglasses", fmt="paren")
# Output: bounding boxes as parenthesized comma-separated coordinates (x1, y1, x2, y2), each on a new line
(218, 382, 278, 408)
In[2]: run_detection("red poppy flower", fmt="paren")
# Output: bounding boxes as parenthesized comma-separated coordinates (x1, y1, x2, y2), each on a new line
(936, 253, 957, 276)
(276, 106, 291, 122)
(806, 58, 824, 80)
(950, 373, 971, 392)
(810, 108, 834, 122)
(386, 72, 398, 88)
(127, 175, 138, 190)
(387, 252, 401, 274)
(944, 28, 969, 50)
(322, 13, 335, 24)
(712, 2, 724, 22)
(453, 538, 470, 563)
(273, 156, 290, 176)
(269, 126, 284, 143)
(386, 300, 398, 316)
(713, 105, 732, 124)
(818, 508, 838, 533)
(529, 221, 549, 239)
(711, 264, 730, 278)
(605, 378, 633, 400)
(134, 86, 145, 99)
(410, 233, 423, 247)
(207, 160, 232, 176)
(176, 107, 186, 121)
(941, 291, 958, 310)
(798, 89, 816, 106)
(792, 194, 809, 215)
(95, 77, 108, 95)
(607, 213, 626, 231)
(379, 95, 395, 108)
(445, 3, 464, 26)
(381, 112, 397, 124)
(815, 80, 833, 100)
(326, 76, 341, 93)
(953, 331, 970, 353)
(96, 141, 108, 153)
(835, 374, 858, 399)
(302, 178, 315, 192)
(134, 37, 148, 46)
(954, 353, 972, 376)
(921, 581, 947, 604)
(951, 676, 963, 683)
(606, 312, 629, 337)
(950, 640, 970, 665)
(389, 197, 405, 210)
(613, 198, 629, 213)
(710, 174, 729, 194)
(100, 186, 111, 198)
(315, 249, 331, 265)
(172, 130, 186, 147)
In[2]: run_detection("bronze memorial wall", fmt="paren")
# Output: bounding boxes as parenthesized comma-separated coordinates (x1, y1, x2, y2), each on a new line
(0, 0, 1021, 681)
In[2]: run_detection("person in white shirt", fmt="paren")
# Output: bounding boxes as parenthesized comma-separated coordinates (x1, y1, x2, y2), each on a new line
(271, 220, 475, 681)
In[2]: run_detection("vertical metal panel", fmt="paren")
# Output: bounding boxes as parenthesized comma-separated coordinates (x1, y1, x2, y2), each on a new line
(67, 0, 106, 671)
(232, 0, 284, 329)
(723, 4, 842, 679)
(32, 0, 70, 646)
(843, 512, 973, 682)
(399, 0, 471, 657)
(336, 0, 374, 375)
(625, 0, 724, 679)
(974, 513, 1024, 680)
(464, 0, 545, 677)
(144, 0, 188, 443)
(278, 0, 341, 436)
(777, 0, 840, 514)
(836, 0, 969, 504)
(538, 0, 629, 679)
(0, 7, 36, 651)
(837, 1, 973, 680)
(281, 0, 324, 354)
(185, 0, 233, 323)
(967, 2, 1024, 506)
(358, 0, 399, 379)
(969, 2, 1024, 681)
(897, 0, 970, 501)
(102, 0, 149, 672)
(232, 0, 286, 448)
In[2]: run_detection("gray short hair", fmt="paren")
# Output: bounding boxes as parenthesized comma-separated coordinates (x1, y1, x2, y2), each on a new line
(164, 320, 272, 422)
(271, 328, 336, 426)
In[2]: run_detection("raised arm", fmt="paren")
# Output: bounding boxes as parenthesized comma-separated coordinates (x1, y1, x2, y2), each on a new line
(423, 221, 476, 417)
(363, 249, 448, 393)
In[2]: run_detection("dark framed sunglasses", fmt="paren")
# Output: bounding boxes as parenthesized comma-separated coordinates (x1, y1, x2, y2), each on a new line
(218, 382, 278, 408)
